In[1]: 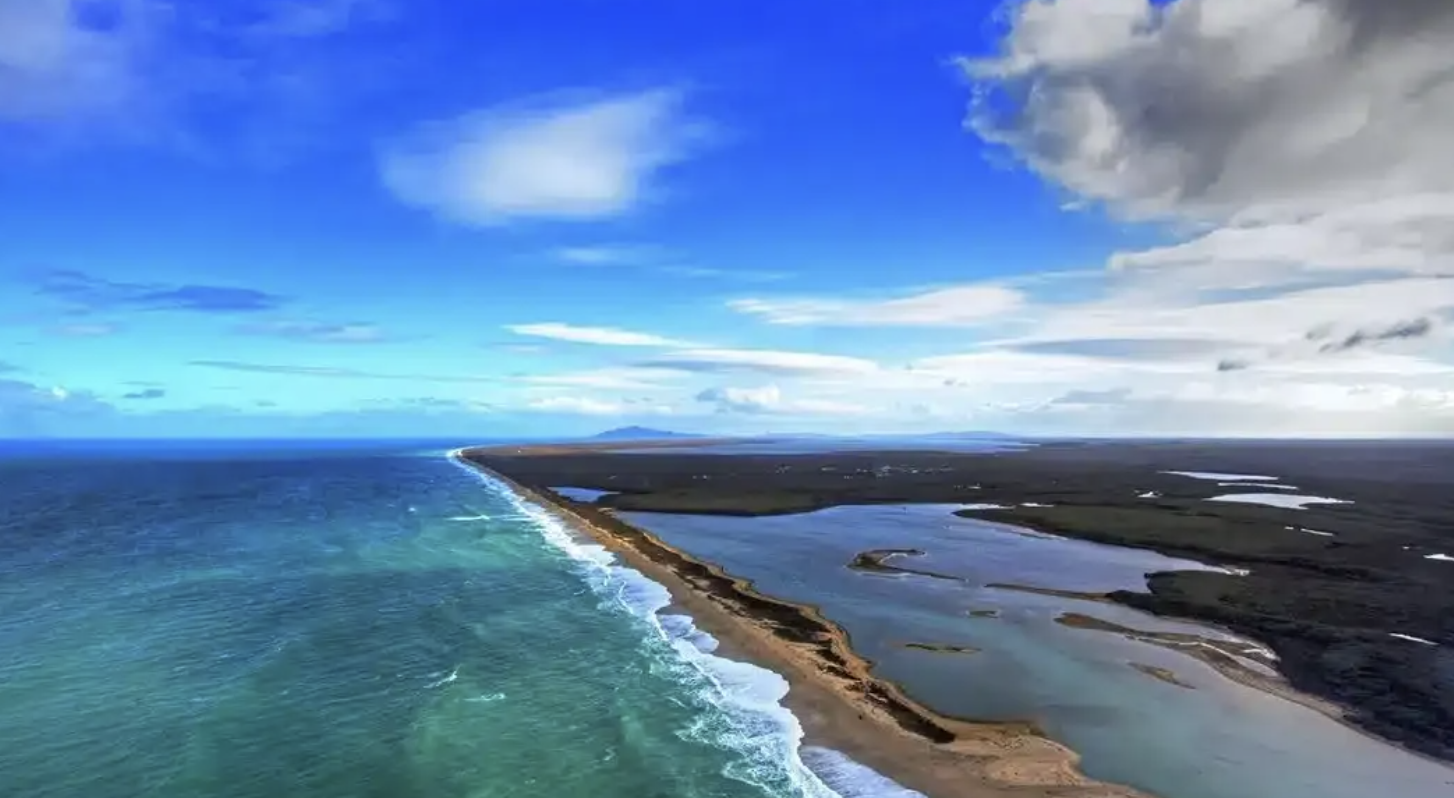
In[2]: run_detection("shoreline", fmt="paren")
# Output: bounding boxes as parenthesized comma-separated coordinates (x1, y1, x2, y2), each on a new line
(464, 438, 1454, 763)
(452, 449, 1150, 798)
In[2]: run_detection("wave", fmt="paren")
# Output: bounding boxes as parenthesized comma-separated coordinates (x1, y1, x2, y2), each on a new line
(424, 666, 459, 689)
(446, 451, 923, 798)
(800, 748, 926, 798)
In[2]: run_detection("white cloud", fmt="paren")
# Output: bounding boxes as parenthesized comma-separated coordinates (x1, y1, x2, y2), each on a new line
(517, 367, 680, 390)
(913, 348, 1192, 384)
(965, 0, 1454, 223)
(381, 89, 705, 224)
(525, 395, 673, 417)
(506, 322, 694, 348)
(695, 384, 868, 416)
(0, 0, 404, 161)
(959, 0, 1454, 316)
(657, 265, 792, 283)
(1028, 380, 1454, 437)
(526, 396, 625, 416)
(696, 384, 782, 414)
(551, 245, 656, 265)
(851, 0, 1454, 435)
(641, 348, 881, 378)
(1019, 277, 1454, 352)
(0, 377, 115, 436)
(729, 284, 1023, 327)
(363, 0, 1454, 436)
(0, 0, 143, 122)
(1111, 194, 1454, 277)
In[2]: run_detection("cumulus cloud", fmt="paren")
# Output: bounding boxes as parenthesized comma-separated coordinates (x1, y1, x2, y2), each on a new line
(0, 378, 115, 436)
(965, 0, 1454, 224)
(486, 0, 1454, 436)
(695, 385, 782, 414)
(945, 0, 1454, 400)
(393, 396, 494, 412)
(695, 384, 868, 416)
(526, 395, 673, 417)
(505, 322, 694, 348)
(729, 284, 1023, 327)
(639, 348, 880, 378)
(381, 89, 707, 224)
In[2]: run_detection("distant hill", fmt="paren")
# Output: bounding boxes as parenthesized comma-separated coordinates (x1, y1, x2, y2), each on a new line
(592, 426, 702, 441)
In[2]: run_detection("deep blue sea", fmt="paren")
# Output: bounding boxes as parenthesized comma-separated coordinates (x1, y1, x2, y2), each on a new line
(0, 441, 911, 798)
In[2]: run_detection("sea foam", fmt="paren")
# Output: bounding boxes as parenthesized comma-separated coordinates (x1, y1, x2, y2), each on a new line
(446, 450, 922, 798)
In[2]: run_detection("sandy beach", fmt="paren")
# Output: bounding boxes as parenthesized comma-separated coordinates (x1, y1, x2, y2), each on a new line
(454, 451, 1149, 798)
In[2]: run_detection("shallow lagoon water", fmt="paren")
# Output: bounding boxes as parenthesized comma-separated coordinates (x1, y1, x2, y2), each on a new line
(550, 485, 613, 502)
(1208, 493, 1353, 510)
(621, 504, 1454, 798)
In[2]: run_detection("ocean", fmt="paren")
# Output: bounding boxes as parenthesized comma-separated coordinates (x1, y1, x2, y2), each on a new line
(0, 441, 912, 798)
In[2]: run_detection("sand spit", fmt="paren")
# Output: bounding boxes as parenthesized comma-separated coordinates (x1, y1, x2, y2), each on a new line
(457, 451, 1151, 798)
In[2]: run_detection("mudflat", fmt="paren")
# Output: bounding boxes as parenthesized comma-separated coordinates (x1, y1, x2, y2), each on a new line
(465, 438, 1454, 764)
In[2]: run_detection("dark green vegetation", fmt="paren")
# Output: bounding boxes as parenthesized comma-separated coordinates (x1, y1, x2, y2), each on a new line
(463, 440, 1454, 763)
(903, 643, 981, 655)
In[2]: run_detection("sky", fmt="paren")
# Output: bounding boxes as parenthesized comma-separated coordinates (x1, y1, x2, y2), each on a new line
(2, 0, 1453, 439)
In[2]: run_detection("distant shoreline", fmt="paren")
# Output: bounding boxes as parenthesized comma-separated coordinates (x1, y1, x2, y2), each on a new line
(451, 447, 1152, 798)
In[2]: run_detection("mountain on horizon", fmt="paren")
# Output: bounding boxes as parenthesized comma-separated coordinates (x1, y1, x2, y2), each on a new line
(592, 426, 701, 441)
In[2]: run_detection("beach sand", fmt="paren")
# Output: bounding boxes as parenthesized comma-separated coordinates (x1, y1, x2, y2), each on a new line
(456, 454, 1149, 798)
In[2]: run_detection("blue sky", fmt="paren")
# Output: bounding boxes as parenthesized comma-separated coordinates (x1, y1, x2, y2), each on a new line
(3, 0, 1453, 438)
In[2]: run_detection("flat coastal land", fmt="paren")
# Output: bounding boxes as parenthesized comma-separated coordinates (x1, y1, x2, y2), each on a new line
(460, 438, 1454, 783)
(456, 450, 1148, 798)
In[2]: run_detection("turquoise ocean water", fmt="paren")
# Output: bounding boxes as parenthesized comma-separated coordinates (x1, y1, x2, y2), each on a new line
(0, 441, 913, 798)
